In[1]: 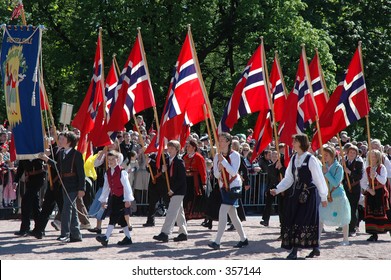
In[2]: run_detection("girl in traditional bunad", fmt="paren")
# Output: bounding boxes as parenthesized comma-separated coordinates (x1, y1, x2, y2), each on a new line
(360, 149, 391, 241)
(319, 145, 351, 245)
(271, 134, 328, 259)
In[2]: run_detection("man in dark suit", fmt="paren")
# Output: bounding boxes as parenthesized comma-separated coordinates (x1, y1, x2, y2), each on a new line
(342, 145, 364, 237)
(41, 131, 86, 242)
(13, 159, 46, 236)
(153, 140, 188, 242)
(143, 152, 169, 227)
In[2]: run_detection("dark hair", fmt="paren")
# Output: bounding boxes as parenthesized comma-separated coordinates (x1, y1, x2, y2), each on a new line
(187, 139, 198, 152)
(292, 134, 310, 152)
(64, 131, 78, 148)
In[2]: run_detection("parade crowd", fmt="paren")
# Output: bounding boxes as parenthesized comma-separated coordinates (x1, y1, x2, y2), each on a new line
(1, 116, 391, 259)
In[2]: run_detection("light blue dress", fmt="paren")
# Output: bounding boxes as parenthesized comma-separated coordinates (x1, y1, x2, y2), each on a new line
(319, 160, 351, 227)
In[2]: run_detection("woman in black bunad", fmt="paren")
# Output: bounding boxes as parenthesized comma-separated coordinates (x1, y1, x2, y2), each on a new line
(361, 149, 391, 241)
(183, 139, 207, 220)
(271, 134, 328, 259)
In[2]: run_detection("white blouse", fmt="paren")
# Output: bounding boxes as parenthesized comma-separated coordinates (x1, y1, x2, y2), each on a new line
(274, 151, 328, 202)
(213, 150, 242, 188)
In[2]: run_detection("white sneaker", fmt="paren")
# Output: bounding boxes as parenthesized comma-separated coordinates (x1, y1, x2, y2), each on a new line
(340, 240, 350, 246)
(51, 220, 61, 231)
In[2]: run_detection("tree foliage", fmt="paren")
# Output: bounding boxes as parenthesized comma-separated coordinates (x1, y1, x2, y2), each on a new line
(0, 0, 389, 143)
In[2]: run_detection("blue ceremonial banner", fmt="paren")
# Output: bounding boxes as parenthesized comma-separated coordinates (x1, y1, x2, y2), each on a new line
(1, 25, 44, 159)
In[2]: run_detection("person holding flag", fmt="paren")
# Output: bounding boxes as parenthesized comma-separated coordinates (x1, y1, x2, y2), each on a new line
(271, 134, 328, 259)
(208, 132, 248, 250)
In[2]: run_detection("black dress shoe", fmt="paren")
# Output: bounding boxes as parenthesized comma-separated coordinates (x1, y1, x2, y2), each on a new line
(208, 242, 220, 250)
(96, 235, 108, 247)
(153, 232, 168, 242)
(32, 231, 44, 239)
(14, 230, 29, 237)
(117, 236, 133, 245)
(173, 233, 188, 242)
(306, 248, 320, 258)
(367, 234, 378, 242)
(260, 220, 269, 227)
(227, 224, 235, 231)
(233, 238, 249, 248)
(69, 237, 82, 243)
(88, 228, 102, 234)
(143, 222, 155, 227)
(286, 251, 297, 260)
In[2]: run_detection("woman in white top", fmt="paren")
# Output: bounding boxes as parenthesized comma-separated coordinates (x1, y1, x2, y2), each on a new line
(271, 134, 328, 259)
(208, 132, 248, 250)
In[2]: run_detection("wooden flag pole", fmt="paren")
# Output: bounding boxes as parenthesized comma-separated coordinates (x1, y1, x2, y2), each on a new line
(302, 44, 331, 199)
(260, 38, 282, 181)
(137, 28, 170, 191)
(315, 48, 351, 191)
(202, 104, 215, 159)
(357, 41, 374, 189)
(187, 24, 229, 189)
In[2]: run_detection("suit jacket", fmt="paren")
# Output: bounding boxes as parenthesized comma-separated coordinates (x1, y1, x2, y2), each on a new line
(343, 157, 363, 188)
(50, 148, 85, 193)
(168, 155, 187, 196)
(14, 159, 45, 187)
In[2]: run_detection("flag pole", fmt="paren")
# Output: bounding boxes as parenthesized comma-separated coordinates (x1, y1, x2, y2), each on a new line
(302, 44, 325, 161)
(202, 104, 215, 159)
(302, 44, 331, 199)
(137, 27, 169, 190)
(260, 38, 282, 181)
(20, 1, 27, 25)
(357, 41, 374, 189)
(187, 24, 229, 189)
(315, 48, 351, 191)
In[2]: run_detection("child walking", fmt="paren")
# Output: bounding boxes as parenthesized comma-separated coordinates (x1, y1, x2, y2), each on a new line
(96, 150, 135, 247)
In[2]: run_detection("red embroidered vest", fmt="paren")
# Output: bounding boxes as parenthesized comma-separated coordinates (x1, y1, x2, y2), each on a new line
(107, 166, 123, 197)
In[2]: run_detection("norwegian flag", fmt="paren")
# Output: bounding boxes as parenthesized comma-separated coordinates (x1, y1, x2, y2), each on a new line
(269, 54, 286, 123)
(311, 47, 370, 151)
(218, 44, 269, 132)
(251, 110, 273, 162)
(88, 60, 118, 147)
(279, 48, 317, 146)
(309, 51, 328, 116)
(154, 31, 206, 167)
(71, 32, 104, 153)
(107, 32, 155, 132)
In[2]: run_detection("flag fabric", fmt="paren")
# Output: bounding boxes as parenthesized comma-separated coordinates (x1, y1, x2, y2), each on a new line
(89, 59, 117, 147)
(309, 52, 328, 116)
(10, 2, 23, 20)
(39, 76, 49, 111)
(107, 34, 155, 132)
(71, 33, 104, 153)
(279, 49, 317, 146)
(311, 47, 370, 151)
(218, 44, 269, 132)
(251, 110, 273, 162)
(1, 25, 44, 159)
(269, 54, 286, 123)
(155, 32, 206, 167)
